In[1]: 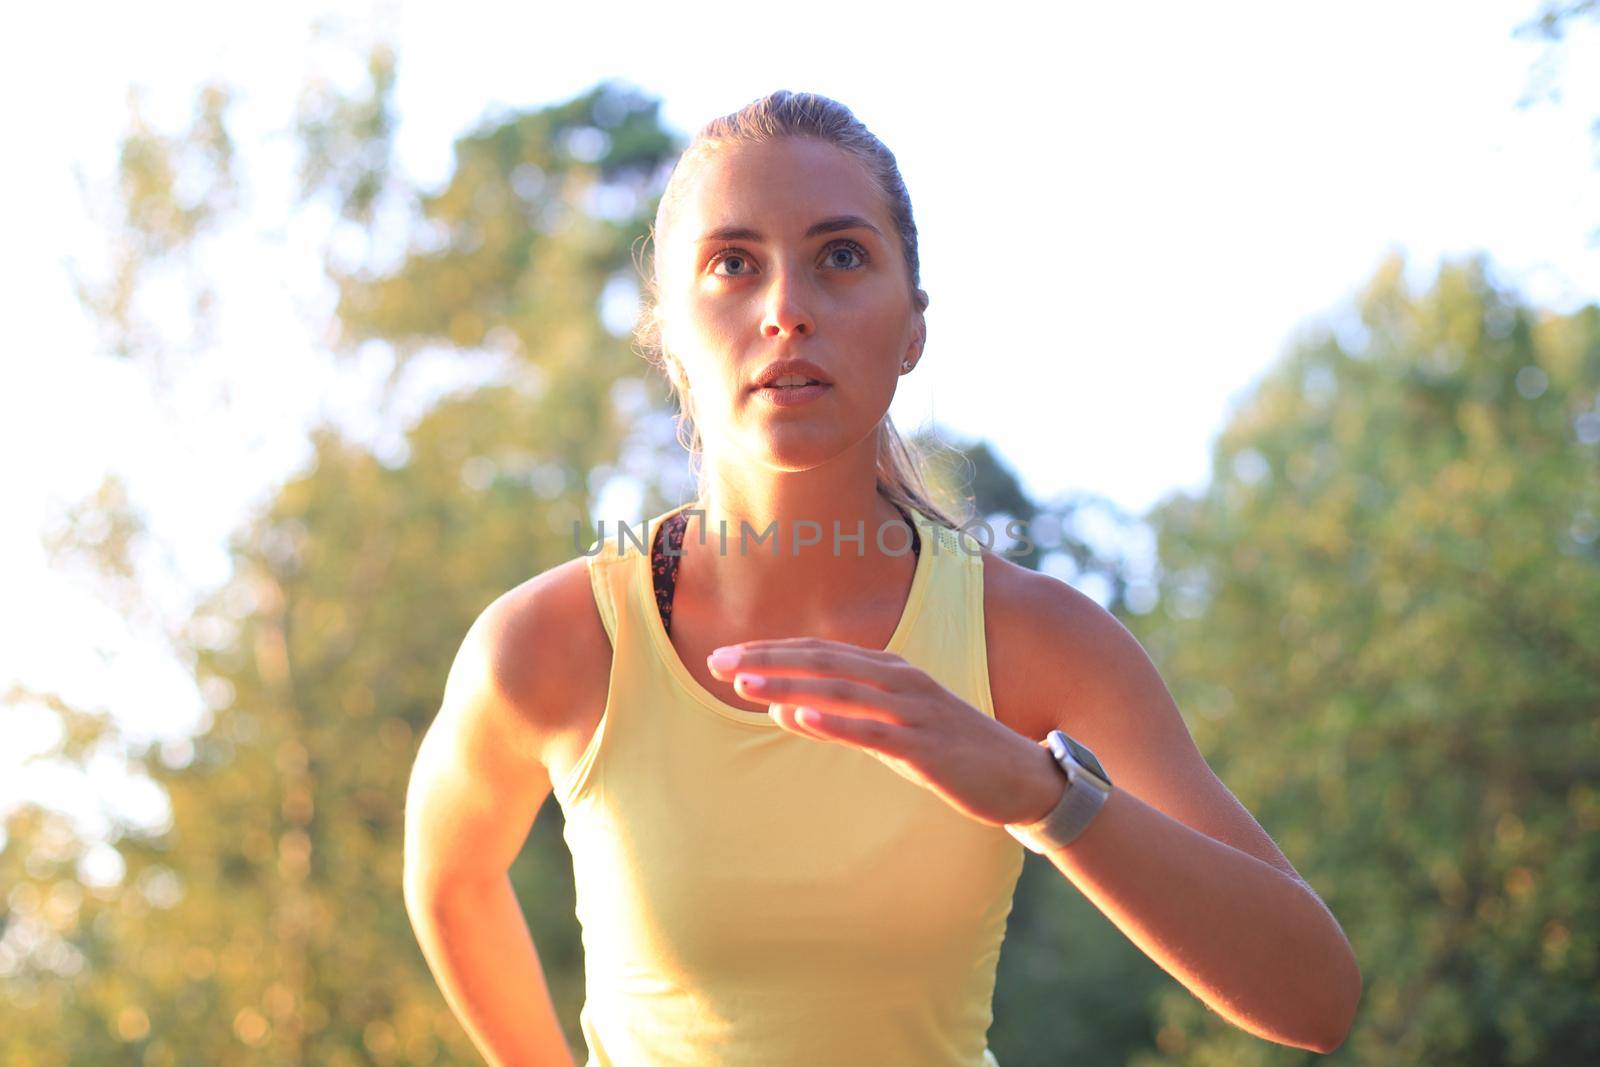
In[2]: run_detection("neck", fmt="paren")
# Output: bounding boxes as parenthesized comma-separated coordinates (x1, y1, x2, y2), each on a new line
(675, 473, 922, 640)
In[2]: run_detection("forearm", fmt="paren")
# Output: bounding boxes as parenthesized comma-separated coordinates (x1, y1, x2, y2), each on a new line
(1016, 748, 1360, 1053)
(404, 872, 579, 1067)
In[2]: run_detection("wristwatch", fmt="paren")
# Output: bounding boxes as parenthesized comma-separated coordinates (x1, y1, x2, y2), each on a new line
(1005, 729, 1113, 854)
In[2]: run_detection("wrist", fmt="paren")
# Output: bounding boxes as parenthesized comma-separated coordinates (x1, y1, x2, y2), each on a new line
(1013, 740, 1068, 826)
(1004, 729, 1114, 854)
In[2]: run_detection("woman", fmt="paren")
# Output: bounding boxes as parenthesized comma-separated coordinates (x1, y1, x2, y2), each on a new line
(403, 90, 1361, 1066)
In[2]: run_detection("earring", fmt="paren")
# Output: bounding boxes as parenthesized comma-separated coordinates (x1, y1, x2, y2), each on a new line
(901, 360, 913, 372)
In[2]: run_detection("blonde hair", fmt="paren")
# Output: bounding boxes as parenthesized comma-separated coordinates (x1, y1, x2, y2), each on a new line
(631, 89, 966, 531)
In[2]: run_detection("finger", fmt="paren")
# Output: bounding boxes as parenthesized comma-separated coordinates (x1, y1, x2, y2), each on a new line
(712, 639, 918, 691)
(729, 636, 898, 668)
(788, 704, 914, 754)
(768, 702, 835, 743)
(733, 671, 908, 725)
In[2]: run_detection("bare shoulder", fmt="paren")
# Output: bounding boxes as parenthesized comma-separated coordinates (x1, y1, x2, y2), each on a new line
(478, 554, 613, 771)
(977, 547, 1112, 742)
(404, 555, 612, 891)
(976, 546, 1307, 885)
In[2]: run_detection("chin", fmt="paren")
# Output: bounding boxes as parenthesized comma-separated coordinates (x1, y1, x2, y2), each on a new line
(764, 424, 884, 471)
(757, 444, 841, 473)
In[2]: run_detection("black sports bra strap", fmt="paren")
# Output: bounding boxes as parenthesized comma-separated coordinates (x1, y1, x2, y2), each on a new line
(651, 504, 923, 636)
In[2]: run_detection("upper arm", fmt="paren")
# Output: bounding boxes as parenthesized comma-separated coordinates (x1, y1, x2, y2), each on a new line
(992, 558, 1307, 886)
(402, 574, 570, 900)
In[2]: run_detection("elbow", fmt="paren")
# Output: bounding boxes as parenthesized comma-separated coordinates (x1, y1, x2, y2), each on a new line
(402, 861, 456, 918)
(402, 860, 504, 920)
(401, 848, 454, 919)
(1305, 948, 1362, 1054)
(1284, 878, 1362, 1055)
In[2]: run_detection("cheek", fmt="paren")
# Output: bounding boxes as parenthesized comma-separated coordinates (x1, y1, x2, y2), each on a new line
(841, 272, 915, 336)
(847, 302, 915, 368)
(665, 322, 741, 415)
(667, 279, 738, 343)
(660, 297, 721, 377)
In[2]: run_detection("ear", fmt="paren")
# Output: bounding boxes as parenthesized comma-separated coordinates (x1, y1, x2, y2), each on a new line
(906, 292, 928, 361)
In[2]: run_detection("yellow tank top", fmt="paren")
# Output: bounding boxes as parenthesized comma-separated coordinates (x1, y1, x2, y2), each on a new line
(553, 501, 1025, 1066)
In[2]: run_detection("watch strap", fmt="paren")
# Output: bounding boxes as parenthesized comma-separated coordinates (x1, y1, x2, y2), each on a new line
(1005, 742, 1111, 854)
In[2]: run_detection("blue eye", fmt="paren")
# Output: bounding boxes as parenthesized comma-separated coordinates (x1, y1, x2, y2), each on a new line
(823, 239, 869, 270)
(707, 238, 870, 277)
(709, 250, 755, 277)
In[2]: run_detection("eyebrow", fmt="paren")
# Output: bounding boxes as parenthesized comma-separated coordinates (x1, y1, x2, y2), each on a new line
(696, 214, 884, 245)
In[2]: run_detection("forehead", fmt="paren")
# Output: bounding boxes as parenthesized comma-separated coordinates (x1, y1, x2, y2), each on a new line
(671, 137, 888, 245)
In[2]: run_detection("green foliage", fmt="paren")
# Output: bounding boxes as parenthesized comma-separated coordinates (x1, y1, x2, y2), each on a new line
(114, 83, 238, 258)
(5, 71, 682, 1065)
(68, 82, 239, 364)
(329, 81, 675, 367)
(294, 37, 400, 226)
(931, 431, 1151, 613)
(1125, 252, 1600, 1065)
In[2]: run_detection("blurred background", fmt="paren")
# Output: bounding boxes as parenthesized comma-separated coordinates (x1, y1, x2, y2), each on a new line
(2, 1, 1597, 1064)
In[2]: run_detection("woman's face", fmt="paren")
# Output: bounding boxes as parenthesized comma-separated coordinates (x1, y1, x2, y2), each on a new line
(658, 136, 926, 478)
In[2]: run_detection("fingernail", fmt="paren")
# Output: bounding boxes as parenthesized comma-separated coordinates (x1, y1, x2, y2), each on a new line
(708, 648, 741, 671)
(735, 672, 766, 691)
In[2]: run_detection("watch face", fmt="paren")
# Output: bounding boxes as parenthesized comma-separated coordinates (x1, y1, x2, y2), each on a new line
(1050, 730, 1111, 786)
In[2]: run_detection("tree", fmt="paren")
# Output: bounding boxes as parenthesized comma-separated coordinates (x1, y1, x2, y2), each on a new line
(1126, 252, 1600, 1064)
(5, 47, 685, 1063)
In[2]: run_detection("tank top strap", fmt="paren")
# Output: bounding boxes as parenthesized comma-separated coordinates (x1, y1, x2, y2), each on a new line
(896, 512, 997, 721)
(586, 542, 621, 647)
(561, 510, 681, 807)
(582, 509, 667, 646)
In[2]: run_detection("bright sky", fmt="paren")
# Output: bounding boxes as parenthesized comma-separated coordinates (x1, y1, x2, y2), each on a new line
(2, 1, 1597, 845)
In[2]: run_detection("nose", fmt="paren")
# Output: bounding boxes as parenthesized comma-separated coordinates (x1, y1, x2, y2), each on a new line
(760, 264, 815, 339)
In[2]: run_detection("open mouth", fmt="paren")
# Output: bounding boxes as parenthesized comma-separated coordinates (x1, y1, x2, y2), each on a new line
(756, 374, 828, 390)
(754, 380, 830, 404)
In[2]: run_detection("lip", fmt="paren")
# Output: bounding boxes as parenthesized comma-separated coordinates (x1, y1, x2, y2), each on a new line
(753, 382, 831, 407)
(749, 357, 833, 391)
